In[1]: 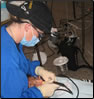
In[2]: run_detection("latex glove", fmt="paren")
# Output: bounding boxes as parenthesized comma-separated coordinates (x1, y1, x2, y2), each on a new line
(35, 66, 56, 82)
(37, 82, 60, 97)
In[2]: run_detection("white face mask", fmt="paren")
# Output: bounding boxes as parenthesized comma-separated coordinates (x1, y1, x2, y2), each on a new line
(20, 27, 40, 47)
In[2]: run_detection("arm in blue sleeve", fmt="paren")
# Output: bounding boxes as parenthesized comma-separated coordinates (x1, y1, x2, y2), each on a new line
(26, 59, 40, 77)
(1, 67, 43, 98)
(20, 87, 43, 98)
(19, 44, 40, 77)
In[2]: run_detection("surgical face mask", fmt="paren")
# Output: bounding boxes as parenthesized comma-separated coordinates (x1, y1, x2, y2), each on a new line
(20, 30, 40, 47)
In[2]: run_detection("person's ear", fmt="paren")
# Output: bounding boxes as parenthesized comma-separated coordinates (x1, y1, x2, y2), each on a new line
(25, 23, 31, 32)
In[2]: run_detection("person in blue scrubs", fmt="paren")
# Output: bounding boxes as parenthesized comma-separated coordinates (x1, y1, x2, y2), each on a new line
(1, 1, 59, 98)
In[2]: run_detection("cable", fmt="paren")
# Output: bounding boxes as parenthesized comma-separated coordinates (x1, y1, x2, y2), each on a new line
(47, 41, 55, 58)
(53, 81, 73, 94)
(55, 89, 73, 95)
(37, 35, 56, 58)
(76, 47, 93, 70)
(68, 10, 93, 22)
(66, 76, 79, 98)
(57, 74, 79, 98)
(77, 47, 90, 66)
(59, 19, 92, 33)
(39, 36, 50, 45)
(67, 22, 93, 31)
(75, 1, 93, 12)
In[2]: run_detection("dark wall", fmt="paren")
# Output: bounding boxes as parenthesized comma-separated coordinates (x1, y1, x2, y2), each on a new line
(47, 0, 93, 65)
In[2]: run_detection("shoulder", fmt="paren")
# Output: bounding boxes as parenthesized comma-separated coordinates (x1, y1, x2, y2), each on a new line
(1, 25, 21, 68)
(1, 24, 18, 55)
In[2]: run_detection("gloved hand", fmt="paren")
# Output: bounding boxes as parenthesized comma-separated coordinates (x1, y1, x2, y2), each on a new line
(35, 66, 56, 82)
(37, 82, 60, 97)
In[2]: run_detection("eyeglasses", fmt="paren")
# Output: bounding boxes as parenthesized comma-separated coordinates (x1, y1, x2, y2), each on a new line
(31, 24, 44, 40)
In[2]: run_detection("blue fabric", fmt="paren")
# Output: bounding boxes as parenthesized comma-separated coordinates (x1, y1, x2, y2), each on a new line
(1, 25, 43, 98)
(1, 1, 6, 8)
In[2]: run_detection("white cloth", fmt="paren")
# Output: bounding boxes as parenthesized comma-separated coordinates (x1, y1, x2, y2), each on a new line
(50, 77, 93, 98)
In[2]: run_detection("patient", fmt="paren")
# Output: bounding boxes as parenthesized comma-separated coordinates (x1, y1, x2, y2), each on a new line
(28, 76, 43, 88)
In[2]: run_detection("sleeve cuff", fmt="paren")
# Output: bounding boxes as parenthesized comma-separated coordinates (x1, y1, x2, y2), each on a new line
(30, 61, 40, 77)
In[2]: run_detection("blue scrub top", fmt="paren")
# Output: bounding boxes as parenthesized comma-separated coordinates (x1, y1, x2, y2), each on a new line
(1, 25, 43, 98)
